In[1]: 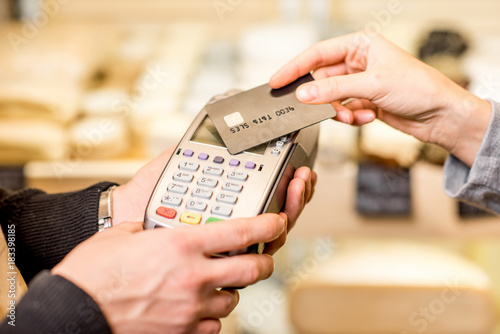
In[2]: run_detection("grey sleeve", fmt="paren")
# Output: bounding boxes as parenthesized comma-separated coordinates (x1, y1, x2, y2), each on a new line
(443, 100, 500, 214)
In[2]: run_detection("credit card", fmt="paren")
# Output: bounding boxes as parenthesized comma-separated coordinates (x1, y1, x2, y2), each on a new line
(205, 73, 336, 154)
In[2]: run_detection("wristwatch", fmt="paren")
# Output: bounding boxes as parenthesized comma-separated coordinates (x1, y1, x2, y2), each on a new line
(98, 185, 116, 232)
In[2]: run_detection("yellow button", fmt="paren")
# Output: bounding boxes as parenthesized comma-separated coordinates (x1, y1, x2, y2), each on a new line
(180, 212, 202, 225)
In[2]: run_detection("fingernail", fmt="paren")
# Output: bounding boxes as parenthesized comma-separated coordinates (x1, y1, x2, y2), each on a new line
(279, 216, 285, 226)
(278, 216, 287, 230)
(357, 112, 376, 124)
(337, 111, 352, 124)
(297, 84, 318, 102)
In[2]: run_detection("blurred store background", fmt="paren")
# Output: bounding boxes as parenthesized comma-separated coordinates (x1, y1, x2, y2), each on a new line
(1, 0, 500, 333)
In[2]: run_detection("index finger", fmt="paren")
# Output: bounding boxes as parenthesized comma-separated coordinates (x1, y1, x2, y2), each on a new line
(269, 34, 354, 89)
(194, 213, 286, 255)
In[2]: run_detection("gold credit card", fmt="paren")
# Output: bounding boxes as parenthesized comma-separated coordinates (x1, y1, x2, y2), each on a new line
(205, 74, 336, 154)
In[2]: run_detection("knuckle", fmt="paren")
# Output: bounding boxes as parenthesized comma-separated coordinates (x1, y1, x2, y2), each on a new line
(312, 41, 327, 61)
(185, 300, 202, 320)
(174, 306, 198, 330)
(207, 319, 222, 334)
(176, 242, 192, 256)
(171, 233, 197, 255)
(245, 257, 263, 283)
(180, 268, 206, 289)
(311, 41, 322, 50)
(193, 301, 204, 318)
(195, 272, 211, 287)
(326, 77, 340, 99)
(369, 69, 384, 92)
(263, 215, 281, 239)
(261, 223, 275, 241)
(221, 295, 236, 316)
(235, 225, 252, 246)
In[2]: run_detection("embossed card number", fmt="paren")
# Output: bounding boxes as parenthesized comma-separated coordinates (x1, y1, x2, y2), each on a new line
(205, 73, 336, 154)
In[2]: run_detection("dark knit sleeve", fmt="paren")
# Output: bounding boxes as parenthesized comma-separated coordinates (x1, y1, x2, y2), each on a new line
(0, 271, 111, 333)
(0, 182, 117, 283)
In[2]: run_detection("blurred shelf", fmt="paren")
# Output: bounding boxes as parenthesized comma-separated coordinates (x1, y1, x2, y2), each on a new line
(294, 161, 500, 239)
(24, 158, 500, 237)
(24, 159, 147, 193)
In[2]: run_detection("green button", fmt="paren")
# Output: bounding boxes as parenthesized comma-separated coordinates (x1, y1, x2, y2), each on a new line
(206, 217, 224, 224)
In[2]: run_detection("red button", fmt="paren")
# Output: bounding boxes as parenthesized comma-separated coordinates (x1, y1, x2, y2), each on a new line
(156, 207, 177, 219)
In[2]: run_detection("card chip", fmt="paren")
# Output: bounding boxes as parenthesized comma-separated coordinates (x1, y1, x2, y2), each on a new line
(224, 112, 244, 127)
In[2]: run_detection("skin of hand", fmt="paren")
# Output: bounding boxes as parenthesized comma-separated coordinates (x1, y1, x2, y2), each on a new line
(270, 31, 492, 167)
(52, 214, 285, 334)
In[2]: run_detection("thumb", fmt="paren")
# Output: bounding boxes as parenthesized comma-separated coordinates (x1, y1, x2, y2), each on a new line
(296, 72, 377, 104)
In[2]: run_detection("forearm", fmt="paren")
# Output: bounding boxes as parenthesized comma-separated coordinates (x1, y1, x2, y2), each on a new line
(0, 182, 117, 283)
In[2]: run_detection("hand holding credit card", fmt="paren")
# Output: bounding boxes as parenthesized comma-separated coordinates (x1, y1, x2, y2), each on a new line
(205, 74, 337, 154)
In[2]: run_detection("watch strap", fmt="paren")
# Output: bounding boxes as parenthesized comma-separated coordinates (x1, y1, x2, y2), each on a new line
(98, 185, 117, 232)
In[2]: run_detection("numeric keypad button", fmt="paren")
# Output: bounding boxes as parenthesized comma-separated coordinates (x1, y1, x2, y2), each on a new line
(217, 193, 237, 204)
(192, 187, 213, 199)
(227, 171, 248, 181)
(168, 182, 188, 194)
(222, 182, 243, 193)
(173, 172, 194, 183)
(161, 194, 182, 206)
(198, 177, 218, 188)
(186, 199, 207, 212)
(204, 166, 224, 176)
(211, 205, 233, 217)
(179, 161, 199, 172)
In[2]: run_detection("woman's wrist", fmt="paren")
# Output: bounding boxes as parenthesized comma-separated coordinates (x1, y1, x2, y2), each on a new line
(435, 94, 492, 167)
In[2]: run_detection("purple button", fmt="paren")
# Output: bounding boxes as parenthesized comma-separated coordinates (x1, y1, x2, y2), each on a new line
(229, 159, 240, 167)
(245, 161, 256, 169)
(198, 153, 209, 161)
(183, 149, 194, 157)
(214, 156, 224, 164)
